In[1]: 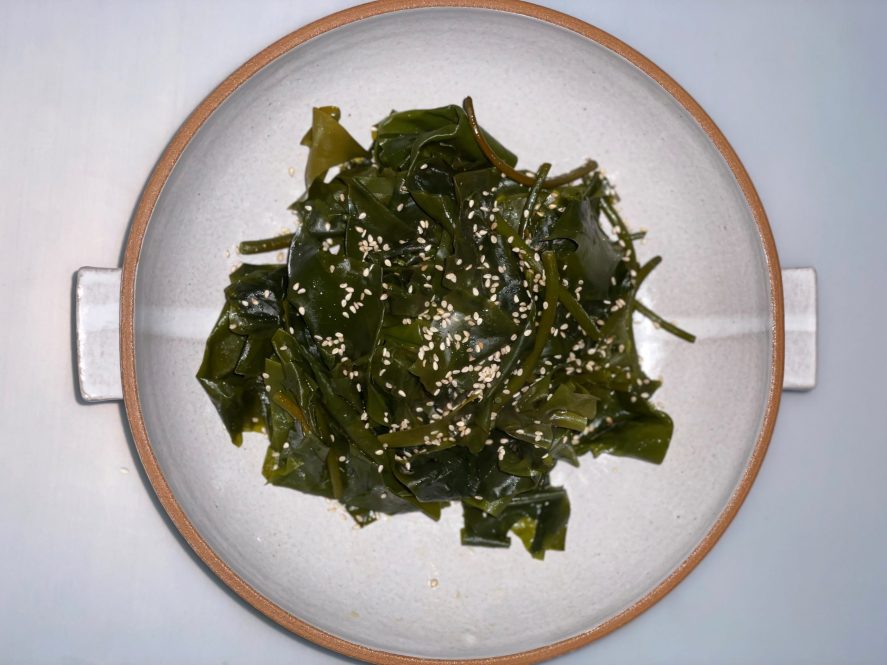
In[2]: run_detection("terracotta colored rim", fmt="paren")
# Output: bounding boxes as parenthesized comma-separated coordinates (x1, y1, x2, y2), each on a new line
(119, 1, 785, 663)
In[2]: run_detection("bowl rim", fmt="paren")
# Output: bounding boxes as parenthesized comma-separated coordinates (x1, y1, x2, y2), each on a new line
(119, 1, 785, 662)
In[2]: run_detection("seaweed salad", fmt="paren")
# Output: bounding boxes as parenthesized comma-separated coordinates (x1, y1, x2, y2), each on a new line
(197, 98, 694, 559)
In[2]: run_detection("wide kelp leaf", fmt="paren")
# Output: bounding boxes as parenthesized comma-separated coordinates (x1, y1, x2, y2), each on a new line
(542, 194, 621, 301)
(197, 263, 288, 444)
(461, 486, 570, 559)
(373, 104, 516, 173)
(197, 100, 693, 558)
(287, 228, 384, 362)
(300, 106, 369, 188)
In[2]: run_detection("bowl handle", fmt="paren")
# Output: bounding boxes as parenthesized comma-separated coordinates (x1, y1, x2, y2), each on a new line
(782, 268, 817, 391)
(75, 267, 123, 402)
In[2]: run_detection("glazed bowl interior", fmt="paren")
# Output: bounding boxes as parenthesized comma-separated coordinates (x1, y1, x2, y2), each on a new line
(132, 7, 774, 660)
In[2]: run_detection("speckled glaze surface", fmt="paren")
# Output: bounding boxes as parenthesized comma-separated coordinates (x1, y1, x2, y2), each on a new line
(119, 3, 784, 662)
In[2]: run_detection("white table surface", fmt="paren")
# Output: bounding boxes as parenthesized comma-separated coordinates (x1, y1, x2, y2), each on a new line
(1, 1, 885, 663)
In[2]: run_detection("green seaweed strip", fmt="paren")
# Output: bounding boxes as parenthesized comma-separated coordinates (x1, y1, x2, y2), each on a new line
(239, 233, 295, 255)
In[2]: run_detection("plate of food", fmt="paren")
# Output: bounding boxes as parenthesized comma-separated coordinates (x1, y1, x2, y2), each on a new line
(75, 1, 817, 662)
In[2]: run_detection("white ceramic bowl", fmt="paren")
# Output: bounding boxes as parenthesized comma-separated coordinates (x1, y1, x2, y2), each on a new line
(76, 2, 817, 663)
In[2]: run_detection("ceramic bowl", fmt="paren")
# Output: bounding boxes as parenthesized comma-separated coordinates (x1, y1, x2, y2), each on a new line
(76, 2, 817, 662)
